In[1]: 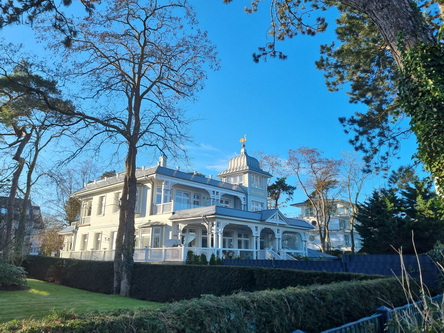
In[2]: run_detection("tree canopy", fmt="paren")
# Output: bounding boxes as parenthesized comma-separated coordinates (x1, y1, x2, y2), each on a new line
(0, 58, 75, 263)
(267, 177, 296, 209)
(356, 167, 444, 254)
(223, 0, 444, 187)
(34, 0, 218, 296)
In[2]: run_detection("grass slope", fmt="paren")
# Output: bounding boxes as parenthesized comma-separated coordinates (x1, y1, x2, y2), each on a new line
(0, 279, 160, 323)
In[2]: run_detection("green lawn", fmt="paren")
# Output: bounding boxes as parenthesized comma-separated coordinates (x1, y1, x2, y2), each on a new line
(0, 279, 160, 323)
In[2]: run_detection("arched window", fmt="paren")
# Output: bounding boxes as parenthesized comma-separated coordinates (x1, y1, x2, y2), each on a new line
(282, 232, 302, 250)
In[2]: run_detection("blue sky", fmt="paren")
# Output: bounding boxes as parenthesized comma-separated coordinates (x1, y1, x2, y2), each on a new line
(2, 1, 420, 215)
(184, 2, 419, 205)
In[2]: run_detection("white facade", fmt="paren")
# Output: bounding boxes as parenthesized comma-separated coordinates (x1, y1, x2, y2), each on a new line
(60, 148, 314, 262)
(291, 199, 362, 252)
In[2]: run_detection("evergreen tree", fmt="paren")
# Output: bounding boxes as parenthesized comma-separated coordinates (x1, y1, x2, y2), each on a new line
(356, 169, 444, 254)
(267, 177, 296, 209)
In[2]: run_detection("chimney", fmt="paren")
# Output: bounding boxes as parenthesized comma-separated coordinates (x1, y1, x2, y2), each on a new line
(159, 155, 167, 167)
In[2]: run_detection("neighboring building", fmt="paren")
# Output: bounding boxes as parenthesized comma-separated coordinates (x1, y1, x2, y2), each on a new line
(59, 147, 314, 262)
(291, 199, 362, 252)
(0, 197, 44, 255)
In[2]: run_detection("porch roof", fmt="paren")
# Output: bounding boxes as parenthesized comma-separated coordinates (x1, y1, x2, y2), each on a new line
(286, 218, 315, 230)
(170, 206, 314, 230)
(58, 226, 75, 234)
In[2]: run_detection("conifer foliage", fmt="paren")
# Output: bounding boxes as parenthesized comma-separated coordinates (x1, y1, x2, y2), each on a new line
(356, 167, 444, 254)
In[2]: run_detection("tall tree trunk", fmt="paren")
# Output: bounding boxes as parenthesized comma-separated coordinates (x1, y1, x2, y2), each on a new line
(340, 0, 436, 65)
(3, 130, 32, 263)
(114, 142, 137, 297)
(13, 126, 40, 265)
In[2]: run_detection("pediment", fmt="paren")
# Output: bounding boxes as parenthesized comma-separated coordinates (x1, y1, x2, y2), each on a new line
(264, 211, 287, 225)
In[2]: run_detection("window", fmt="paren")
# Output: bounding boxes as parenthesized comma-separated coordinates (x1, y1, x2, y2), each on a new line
(182, 228, 196, 247)
(80, 234, 88, 250)
(110, 231, 117, 250)
(152, 227, 162, 248)
(97, 196, 106, 215)
(175, 191, 190, 211)
(237, 233, 250, 249)
(156, 186, 170, 204)
(193, 194, 201, 208)
(223, 231, 234, 248)
(219, 198, 231, 208)
(344, 234, 351, 247)
(94, 233, 101, 250)
(228, 175, 243, 184)
(336, 206, 349, 215)
(305, 207, 314, 216)
(83, 200, 92, 217)
(202, 229, 208, 248)
(251, 201, 264, 212)
(339, 219, 349, 230)
(135, 185, 143, 214)
(251, 175, 262, 189)
(113, 192, 121, 213)
(282, 232, 302, 250)
(140, 229, 151, 247)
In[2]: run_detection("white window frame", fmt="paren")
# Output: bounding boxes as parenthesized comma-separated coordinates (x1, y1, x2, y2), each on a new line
(135, 185, 143, 214)
(175, 190, 191, 211)
(152, 226, 162, 248)
(97, 195, 106, 216)
(251, 200, 264, 212)
(113, 192, 121, 213)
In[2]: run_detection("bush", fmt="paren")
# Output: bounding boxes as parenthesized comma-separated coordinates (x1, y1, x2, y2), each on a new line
(185, 250, 194, 264)
(0, 261, 27, 288)
(200, 253, 208, 265)
(0, 277, 417, 333)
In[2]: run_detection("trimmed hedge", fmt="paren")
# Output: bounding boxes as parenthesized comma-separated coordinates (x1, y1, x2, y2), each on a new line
(23, 256, 382, 302)
(131, 264, 381, 302)
(0, 277, 418, 333)
(22, 256, 114, 294)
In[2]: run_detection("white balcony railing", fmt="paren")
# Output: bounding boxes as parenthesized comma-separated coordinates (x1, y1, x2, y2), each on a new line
(59, 246, 306, 262)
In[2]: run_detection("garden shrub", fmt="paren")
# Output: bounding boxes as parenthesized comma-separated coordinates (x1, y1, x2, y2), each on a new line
(0, 277, 418, 333)
(209, 253, 217, 265)
(200, 253, 208, 265)
(0, 261, 27, 288)
(185, 250, 194, 264)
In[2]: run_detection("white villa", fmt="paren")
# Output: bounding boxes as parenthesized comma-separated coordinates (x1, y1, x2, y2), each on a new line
(59, 147, 314, 262)
(291, 199, 362, 252)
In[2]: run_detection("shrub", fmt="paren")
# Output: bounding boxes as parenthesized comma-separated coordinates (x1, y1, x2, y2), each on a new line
(0, 277, 417, 333)
(0, 261, 27, 288)
(200, 253, 208, 265)
(185, 250, 194, 264)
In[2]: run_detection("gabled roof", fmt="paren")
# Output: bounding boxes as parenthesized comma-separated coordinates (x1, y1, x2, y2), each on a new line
(169, 205, 314, 230)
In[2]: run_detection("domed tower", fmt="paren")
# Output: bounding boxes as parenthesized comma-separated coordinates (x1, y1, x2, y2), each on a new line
(217, 136, 271, 211)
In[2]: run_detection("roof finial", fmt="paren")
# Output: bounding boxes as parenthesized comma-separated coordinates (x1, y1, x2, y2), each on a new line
(239, 134, 247, 148)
